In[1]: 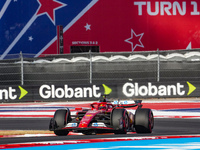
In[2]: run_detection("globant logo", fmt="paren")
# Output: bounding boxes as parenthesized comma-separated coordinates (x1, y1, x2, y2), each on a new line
(0, 87, 17, 100)
(0, 86, 28, 100)
(123, 82, 186, 97)
(39, 85, 102, 99)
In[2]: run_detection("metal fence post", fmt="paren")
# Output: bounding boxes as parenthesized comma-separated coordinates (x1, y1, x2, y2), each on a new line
(157, 48, 160, 82)
(20, 51, 24, 85)
(89, 50, 92, 84)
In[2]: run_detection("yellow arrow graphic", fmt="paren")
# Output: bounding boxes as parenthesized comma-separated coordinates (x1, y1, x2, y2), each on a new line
(187, 82, 196, 96)
(102, 84, 112, 95)
(18, 86, 28, 99)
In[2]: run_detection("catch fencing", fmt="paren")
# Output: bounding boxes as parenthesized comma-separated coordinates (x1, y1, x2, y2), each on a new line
(0, 50, 200, 86)
(1, 49, 200, 101)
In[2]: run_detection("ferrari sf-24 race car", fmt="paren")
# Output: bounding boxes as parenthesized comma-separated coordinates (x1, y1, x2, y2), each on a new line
(49, 99, 154, 136)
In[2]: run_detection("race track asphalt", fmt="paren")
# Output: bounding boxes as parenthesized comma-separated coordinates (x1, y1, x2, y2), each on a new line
(0, 118, 200, 144)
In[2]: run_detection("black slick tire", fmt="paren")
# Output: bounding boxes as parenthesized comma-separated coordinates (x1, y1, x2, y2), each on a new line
(53, 109, 70, 136)
(112, 108, 129, 134)
(134, 108, 154, 133)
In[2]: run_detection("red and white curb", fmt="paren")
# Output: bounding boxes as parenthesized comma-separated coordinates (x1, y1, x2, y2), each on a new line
(0, 135, 200, 149)
(0, 101, 200, 118)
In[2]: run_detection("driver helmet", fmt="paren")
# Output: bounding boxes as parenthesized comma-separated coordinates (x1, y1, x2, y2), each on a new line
(99, 104, 107, 110)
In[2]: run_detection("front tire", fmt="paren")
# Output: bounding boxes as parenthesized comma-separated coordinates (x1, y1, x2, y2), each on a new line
(51, 109, 70, 136)
(134, 108, 154, 133)
(112, 108, 129, 134)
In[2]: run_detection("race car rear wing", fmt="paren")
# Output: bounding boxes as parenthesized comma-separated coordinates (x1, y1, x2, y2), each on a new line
(117, 100, 143, 108)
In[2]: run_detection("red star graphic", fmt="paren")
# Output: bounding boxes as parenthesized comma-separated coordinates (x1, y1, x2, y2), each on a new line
(125, 29, 144, 52)
(36, 0, 67, 24)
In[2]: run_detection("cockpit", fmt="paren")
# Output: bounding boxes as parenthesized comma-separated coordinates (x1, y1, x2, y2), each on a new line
(91, 102, 114, 111)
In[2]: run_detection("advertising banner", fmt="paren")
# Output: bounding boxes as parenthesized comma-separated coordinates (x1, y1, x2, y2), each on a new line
(57, 25, 64, 54)
(0, 81, 199, 102)
(0, 0, 200, 59)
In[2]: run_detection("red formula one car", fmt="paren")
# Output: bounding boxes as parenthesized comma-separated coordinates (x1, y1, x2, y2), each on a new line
(49, 98, 154, 136)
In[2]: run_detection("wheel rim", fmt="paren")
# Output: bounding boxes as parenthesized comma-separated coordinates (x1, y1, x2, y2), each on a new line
(124, 113, 129, 132)
(125, 113, 129, 130)
(150, 112, 154, 129)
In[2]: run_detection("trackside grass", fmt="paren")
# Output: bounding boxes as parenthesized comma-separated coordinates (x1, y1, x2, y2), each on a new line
(0, 130, 53, 135)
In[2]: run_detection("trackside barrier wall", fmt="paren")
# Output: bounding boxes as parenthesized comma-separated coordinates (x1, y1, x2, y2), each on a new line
(1, 50, 200, 102)
(0, 81, 199, 102)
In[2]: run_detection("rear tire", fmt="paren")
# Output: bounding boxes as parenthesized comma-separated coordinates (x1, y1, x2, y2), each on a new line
(112, 108, 129, 134)
(134, 108, 154, 133)
(52, 109, 70, 136)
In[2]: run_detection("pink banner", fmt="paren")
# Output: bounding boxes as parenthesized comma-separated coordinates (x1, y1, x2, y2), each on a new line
(42, 0, 200, 54)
